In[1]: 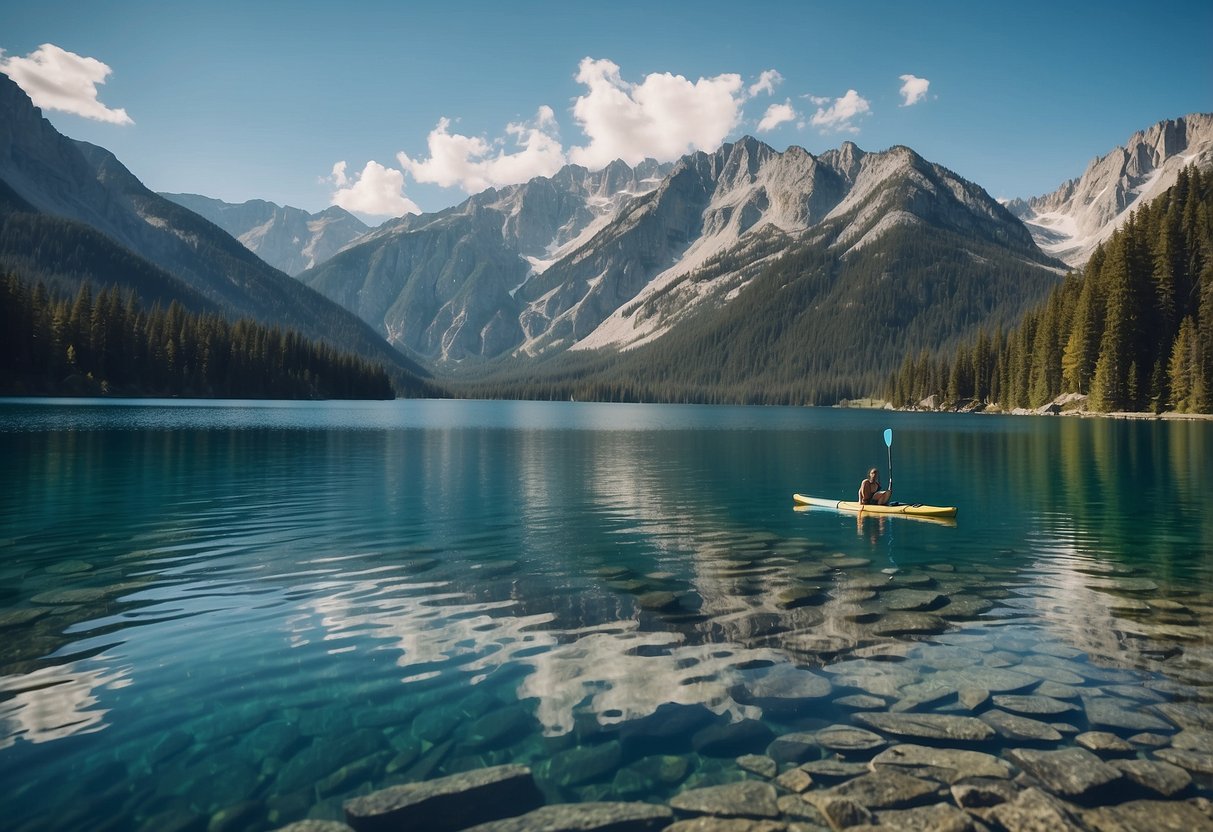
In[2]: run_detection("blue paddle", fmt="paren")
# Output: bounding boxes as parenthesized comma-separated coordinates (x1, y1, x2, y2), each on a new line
(883, 428, 893, 498)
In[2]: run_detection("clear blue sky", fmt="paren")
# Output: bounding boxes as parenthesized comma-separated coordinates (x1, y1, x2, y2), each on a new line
(3, 0, 1210, 222)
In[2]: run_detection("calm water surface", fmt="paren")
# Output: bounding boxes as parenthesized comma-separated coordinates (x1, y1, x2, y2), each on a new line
(1, 399, 1210, 830)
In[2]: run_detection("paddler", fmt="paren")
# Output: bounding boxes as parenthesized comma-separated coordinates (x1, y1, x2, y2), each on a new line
(858, 467, 892, 507)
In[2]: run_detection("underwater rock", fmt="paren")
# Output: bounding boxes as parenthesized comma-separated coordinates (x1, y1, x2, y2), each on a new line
(1084, 697, 1171, 733)
(1155, 748, 1213, 776)
(462, 801, 674, 832)
(1081, 799, 1213, 831)
(1006, 747, 1123, 804)
(693, 720, 775, 758)
(950, 778, 1021, 809)
(855, 713, 995, 743)
(980, 710, 1063, 743)
(991, 695, 1079, 717)
(735, 754, 777, 779)
(983, 787, 1083, 831)
(466, 706, 536, 750)
(870, 744, 1013, 783)
(1074, 732, 1135, 758)
(814, 724, 887, 755)
(883, 589, 946, 612)
(834, 694, 886, 711)
(343, 764, 542, 832)
(869, 612, 948, 637)
(548, 741, 623, 787)
(873, 802, 983, 831)
(1111, 759, 1193, 798)
(668, 781, 780, 819)
(818, 769, 944, 810)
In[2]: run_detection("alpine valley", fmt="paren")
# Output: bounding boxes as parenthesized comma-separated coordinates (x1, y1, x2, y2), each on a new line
(3, 60, 1210, 402)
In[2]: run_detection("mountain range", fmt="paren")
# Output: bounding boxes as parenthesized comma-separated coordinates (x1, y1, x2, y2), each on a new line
(2, 59, 1208, 403)
(294, 135, 1065, 402)
(0, 73, 430, 392)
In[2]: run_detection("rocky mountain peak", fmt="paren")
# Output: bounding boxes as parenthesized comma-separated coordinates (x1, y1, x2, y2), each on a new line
(1011, 112, 1213, 266)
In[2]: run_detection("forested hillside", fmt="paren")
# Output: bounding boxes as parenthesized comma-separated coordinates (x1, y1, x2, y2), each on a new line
(1, 275, 396, 399)
(887, 166, 1213, 413)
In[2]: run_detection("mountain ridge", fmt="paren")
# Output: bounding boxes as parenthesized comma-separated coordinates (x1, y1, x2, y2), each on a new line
(159, 193, 370, 276)
(0, 73, 431, 389)
(1006, 112, 1213, 266)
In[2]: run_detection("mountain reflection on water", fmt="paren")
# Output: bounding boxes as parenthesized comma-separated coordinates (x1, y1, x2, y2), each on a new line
(0, 399, 1209, 832)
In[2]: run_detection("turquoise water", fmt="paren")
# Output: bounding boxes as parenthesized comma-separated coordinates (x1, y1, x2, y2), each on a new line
(1, 399, 1210, 830)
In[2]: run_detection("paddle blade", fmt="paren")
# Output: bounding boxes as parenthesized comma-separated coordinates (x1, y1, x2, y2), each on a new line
(883, 428, 893, 447)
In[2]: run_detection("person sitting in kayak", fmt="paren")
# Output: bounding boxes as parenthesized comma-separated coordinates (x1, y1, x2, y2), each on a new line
(859, 468, 892, 506)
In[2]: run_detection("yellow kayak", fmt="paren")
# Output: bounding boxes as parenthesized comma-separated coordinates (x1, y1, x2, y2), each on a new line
(794, 493, 958, 519)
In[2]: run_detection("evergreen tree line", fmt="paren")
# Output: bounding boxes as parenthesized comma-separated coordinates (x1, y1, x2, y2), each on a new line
(885, 166, 1213, 413)
(1, 275, 396, 399)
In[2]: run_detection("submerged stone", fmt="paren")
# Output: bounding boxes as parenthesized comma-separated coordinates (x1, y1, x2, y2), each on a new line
(985, 787, 1083, 831)
(1081, 799, 1213, 831)
(1006, 747, 1123, 804)
(873, 802, 982, 831)
(991, 695, 1078, 717)
(870, 744, 1013, 783)
(549, 741, 622, 787)
(1075, 732, 1135, 758)
(855, 712, 995, 743)
(463, 802, 674, 832)
(835, 694, 886, 710)
(1155, 748, 1213, 776)
(692, 720, 775, 758)
(981, 709, 1063, 742)
(0, 608, 50, 628)
(668, 781, 780, 819)
(739, 664, 832, 709)
(870, 612, 948, 636)
(814, 724, 887, 755)
(343, 764, 542, 832)
(764, 732, 817, 764)
(1084, 697, 1171, 732)
(735, 754, 777, 779)
(795, 759, 870, 783)
(950, 778, 1020, 808)
(1111, 758, 1192, 798)
(819, 769, 943, 810)
(883, 589, 946, 611)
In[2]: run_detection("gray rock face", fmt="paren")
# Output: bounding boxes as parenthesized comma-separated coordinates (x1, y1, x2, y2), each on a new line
(872, 802, 983, 831)
(1006, 747, 1123, 804)
(664, 819, 788, 832)
(1075, 732, 1135, 758)
(854, 712, 996, 743)
(668, 781, 780, 819)
(1084, 697, 1173, 733)
(342, 764, 542, 832)
(1010, 113, 1213, 266)
(461, 801, 674, 832)
(814, 724, 887, 755)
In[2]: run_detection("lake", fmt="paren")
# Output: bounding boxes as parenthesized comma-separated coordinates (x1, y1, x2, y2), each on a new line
(1, 398, 1210, 831)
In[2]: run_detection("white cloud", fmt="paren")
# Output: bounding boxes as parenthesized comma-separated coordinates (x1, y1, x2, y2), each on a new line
(809, 90, 871, 134)
(329, 160, 420, 217)
(398, 106, 566, 194)
(757, 101, 797, 132)
(899, 74, 930, 106)
(568, 57, 746, 169)
(0, 43, 132, 124)
(748, 69, 783, 98)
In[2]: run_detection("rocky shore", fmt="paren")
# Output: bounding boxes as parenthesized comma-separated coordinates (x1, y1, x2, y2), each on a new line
(272, 724, 1213, 832)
